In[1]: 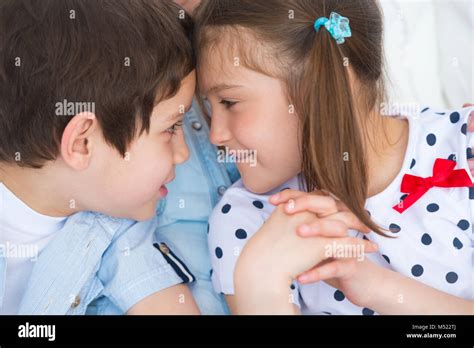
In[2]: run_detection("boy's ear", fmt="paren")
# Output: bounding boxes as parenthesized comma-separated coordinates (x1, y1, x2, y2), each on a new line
(60, 112, 98, 171)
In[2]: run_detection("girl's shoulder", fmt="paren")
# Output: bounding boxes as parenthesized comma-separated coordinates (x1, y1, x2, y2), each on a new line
(404, 105, 473, 176)
(410, 105, 472, 127)
(208, 176, 302, 250)
(408, 105, 472, 134)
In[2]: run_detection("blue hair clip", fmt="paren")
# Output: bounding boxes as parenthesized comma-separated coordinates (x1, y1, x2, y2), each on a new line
(313, 12, 352, 45)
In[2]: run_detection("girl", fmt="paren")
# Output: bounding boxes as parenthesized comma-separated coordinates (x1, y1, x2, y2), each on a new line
(194, 0, 474, 314)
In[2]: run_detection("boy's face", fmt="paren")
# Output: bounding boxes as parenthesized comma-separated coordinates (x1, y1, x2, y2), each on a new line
(87, 72, 195, 220)
(199, 51, 301, 194)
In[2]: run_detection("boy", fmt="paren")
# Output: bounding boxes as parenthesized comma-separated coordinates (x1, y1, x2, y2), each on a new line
(0, 0, 199, 314)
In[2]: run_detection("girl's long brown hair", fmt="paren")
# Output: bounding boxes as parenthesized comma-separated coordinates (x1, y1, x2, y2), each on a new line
(194, 0, 389, 235)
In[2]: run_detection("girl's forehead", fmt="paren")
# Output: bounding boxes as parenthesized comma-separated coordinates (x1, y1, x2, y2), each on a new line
(198, 55, 246, 92)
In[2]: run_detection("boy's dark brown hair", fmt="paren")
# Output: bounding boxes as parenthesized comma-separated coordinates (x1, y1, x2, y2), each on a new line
(194, 0, 389, 235)
(0, 0, 194, 168)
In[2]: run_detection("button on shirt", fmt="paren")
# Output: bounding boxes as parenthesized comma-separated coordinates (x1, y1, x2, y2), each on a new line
(0, 101, 240, 314)
(155, 100, 240, 314)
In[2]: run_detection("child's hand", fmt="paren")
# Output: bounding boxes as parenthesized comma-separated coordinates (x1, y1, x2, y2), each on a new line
(269, 189, 372, 237)
(298, 256, 386, 309)
(269, 189, 385, 308)
(236, 193, 378, 287)
(463, 103, 474, 176)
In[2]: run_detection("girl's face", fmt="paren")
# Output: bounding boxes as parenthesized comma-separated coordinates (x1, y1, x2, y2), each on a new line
(199, 51, 301, 194)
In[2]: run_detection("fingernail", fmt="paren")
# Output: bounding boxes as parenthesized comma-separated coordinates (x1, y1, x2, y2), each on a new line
(286, 199, 295, 211)
(298, 274, 308, 282)
(299, 224, 311, 235)
(270, 193, 280, 203)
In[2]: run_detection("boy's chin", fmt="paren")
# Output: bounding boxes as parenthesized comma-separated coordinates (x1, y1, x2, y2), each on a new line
(123, 203, 158, 222)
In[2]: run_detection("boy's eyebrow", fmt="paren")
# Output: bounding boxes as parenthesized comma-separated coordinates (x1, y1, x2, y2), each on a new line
(166, 103, 192, 121)
(204, 84, 243, 96)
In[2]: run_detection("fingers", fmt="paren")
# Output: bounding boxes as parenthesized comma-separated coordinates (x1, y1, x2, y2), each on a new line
(297, 212, 371, 237)
(284, 193, 339, 218)
(271, 189, 351, 215)
(269, 189, 315, 205)
(302, 236, 377, 270)
(332, 237, 379, 254)
(463, 103, 474, 132)
(469, 112, 474, 132)
(298, 219, 348, 238)
(297, 259, 356, 284)
(469, 158, 474, 176)
(323, 237, 378, 256)
(272, 190, 349, 218)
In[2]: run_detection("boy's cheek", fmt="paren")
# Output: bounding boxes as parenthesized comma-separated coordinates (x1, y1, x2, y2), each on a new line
(88, 138, 173, 218)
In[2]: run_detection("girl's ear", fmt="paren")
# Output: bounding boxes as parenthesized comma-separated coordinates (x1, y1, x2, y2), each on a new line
(60, 112, 98, 171)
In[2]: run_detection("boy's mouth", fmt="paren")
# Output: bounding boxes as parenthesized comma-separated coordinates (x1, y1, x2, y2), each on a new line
(158, 174, 175, 198)
(158, 185, 168, 197)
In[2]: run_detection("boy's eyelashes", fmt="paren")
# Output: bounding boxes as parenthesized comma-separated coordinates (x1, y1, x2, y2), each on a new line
(165, 120, 184, 135)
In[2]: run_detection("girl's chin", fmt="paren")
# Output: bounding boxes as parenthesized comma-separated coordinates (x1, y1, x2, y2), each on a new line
(241, 176, 275, 195)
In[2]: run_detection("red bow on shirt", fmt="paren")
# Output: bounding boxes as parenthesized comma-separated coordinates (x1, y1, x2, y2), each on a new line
(392, 158, 474, 214)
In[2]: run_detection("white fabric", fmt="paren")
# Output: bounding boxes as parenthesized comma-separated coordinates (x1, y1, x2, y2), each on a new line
(208, 106, 474, 314)
(0, 183, 66, 314)
(381, 0, 473, 108)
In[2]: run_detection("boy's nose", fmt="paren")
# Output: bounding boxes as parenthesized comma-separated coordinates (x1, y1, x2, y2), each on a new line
(173, 134, 190, 165)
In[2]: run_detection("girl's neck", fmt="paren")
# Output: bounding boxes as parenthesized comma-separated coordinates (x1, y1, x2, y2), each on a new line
(365, 112, 409, 198)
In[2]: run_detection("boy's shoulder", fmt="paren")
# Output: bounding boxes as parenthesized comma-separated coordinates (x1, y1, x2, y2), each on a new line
(18, 211, 184, 314)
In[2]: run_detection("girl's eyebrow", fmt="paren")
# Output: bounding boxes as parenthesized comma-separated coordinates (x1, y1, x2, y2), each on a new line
(204, 84, 244, 96)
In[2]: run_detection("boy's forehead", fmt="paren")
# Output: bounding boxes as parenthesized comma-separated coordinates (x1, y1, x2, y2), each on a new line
(152, 85, 194, 121)
(156, 72, 195, 109)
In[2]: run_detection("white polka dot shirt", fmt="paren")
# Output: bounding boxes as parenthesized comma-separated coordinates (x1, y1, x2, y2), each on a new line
(208, 106, 474, 315)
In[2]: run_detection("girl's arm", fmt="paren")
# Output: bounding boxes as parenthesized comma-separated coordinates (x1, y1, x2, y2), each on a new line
(369, 266, 473, 315)
(228, 202, 378, 315)
(297, 257, 473, 315)
(274, 190, 474, 315)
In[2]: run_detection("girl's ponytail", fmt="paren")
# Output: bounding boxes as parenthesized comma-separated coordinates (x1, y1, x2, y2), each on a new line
(194, 0, 389, 236)
(299, 16, 388, 236)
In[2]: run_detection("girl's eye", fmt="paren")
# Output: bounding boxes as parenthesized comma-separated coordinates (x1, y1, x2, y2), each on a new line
(219, 99, 237, 109)
(165, 120, 183, 135)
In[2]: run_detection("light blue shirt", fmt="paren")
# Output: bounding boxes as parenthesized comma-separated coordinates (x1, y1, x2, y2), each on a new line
(0, 102, 239, 314)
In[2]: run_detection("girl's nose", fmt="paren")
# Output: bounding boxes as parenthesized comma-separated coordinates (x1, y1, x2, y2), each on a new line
(209, 116, 232, 146)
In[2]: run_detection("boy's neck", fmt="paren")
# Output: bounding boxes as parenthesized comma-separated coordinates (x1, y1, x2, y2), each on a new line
(0, 164, 73, 218)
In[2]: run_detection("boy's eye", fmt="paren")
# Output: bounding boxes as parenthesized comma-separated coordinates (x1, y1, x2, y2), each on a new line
(219, 99, 237, 109)
(165, 120, 184, 135)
